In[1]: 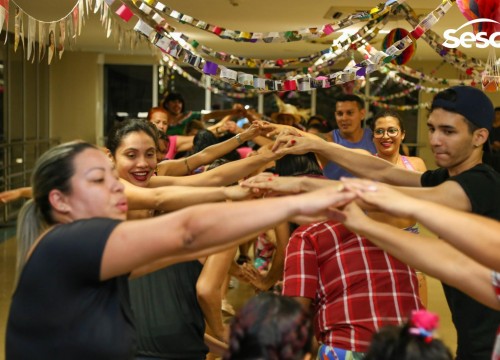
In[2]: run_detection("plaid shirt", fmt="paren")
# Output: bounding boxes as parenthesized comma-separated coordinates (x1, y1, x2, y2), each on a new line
(282, 221, 423, 352)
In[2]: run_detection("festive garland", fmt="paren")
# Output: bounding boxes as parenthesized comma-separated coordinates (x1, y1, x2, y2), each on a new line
(132, 0, 377, 44)
(114, 0, 465, 95)
(3, 0, 146, 64)
(371, 100, 430, 110)
(161, 58, 261, 98)
(398, 2, 486, 79)
(120, 0, 403, 70)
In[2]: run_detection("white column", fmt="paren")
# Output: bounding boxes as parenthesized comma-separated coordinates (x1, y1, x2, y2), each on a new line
(310, 88, 317, 116)
(152, 64, 158, 107)
(205, 76, 211, 110)
(258, 66, 264, 114)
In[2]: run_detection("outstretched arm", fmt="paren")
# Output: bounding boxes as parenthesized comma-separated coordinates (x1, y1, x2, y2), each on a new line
(157, 122, 263, 177)
(343, 178, 500, 272)
(150, 151, 279, 187)
(272, 133, 422, 186)
(100, 185, 357, 280)
(242, 173, 341, 196)
(122, 180, 251, 211)
(334, 201, 499, 310)
(0, 187, 32, 203)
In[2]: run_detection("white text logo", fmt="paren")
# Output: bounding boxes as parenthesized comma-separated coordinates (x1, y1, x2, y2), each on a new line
(443, 19, 500, 48)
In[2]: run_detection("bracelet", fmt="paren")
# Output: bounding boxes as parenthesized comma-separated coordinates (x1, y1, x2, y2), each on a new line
(235, 133, 243, 145)
(184, 158, 192, 173)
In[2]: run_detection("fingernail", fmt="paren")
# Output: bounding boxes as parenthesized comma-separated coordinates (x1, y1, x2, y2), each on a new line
(291, 139, 296, 145)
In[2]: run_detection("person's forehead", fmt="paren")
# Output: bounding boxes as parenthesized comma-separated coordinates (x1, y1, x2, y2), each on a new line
(74, 148, 110, 171)
(151, 113, 168, 121)
(427, 108, 467, 127)
(374, 116, 399, 127)
(335, 101, 360, 110)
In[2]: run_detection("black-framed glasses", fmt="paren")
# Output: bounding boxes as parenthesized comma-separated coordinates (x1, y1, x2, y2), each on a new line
(373, 127, 400, 138)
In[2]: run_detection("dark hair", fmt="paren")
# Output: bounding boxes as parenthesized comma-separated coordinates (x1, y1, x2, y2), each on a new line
(192, 130, 241, 161)
(370, 110, 406, 134)
(207, 158, 230, 171)
(17, 141, 97, 283)
(430, 89, 478, 134)
(185, 119, 206, 135)
(161, 92, 185, 112)
(275, 153, 323, 177)
(225, 293, 312, 360)
(106, 119, 159, 156)
(306, 115, 331, 132)
(336, 94, 364, 110)
(364, 323, 452, 360)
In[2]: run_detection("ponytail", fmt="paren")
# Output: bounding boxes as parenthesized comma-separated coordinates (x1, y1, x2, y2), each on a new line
(15, 199, 48, 286)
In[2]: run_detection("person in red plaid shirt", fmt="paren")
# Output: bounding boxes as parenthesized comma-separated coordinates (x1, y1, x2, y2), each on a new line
(282, 220, 423, 359)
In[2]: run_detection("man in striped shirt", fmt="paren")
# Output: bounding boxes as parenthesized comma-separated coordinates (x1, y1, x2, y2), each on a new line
(282, 221, 423, 359)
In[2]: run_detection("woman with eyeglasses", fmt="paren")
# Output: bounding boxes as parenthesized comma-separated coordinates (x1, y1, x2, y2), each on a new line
(369, 110, 426, 172)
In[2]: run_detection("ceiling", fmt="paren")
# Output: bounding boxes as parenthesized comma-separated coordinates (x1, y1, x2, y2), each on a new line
(12, 0, 497, 64)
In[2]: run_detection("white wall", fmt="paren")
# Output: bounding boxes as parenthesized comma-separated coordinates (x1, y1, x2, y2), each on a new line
(49, 52, 156, 145)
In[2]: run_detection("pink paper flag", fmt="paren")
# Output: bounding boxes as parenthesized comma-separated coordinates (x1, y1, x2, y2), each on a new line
(116, 5, 134, 22)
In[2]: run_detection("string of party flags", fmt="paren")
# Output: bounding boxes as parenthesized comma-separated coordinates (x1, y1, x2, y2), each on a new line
(122, 0, 457, 92)
(1, 0, 147, 64)
(1, 0, 494, 95)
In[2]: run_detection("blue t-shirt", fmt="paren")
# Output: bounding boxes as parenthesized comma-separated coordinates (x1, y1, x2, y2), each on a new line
(323, 128, 376, 180)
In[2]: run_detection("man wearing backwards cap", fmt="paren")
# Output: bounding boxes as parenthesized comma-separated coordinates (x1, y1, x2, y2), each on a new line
(271, 85, 500, 360)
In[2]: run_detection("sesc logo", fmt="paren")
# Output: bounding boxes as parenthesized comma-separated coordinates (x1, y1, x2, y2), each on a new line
(443, 19, 500, 49)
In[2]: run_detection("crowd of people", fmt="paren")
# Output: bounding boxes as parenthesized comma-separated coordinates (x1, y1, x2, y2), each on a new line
(1, 86, 499, 360)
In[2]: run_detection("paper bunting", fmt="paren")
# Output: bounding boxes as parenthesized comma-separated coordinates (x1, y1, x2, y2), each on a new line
(0, 0, 8, 37)
(3, 0, 148, 65)
(57, 20, 65, 59)
(47, 22, 56, 65)
(38, 22, 46, 61)
(27, 15, 35, 61)
(382, 28, 416, 65)
(132, 0, 390, 46)
(116, 4, 134, 22)
(14, 6, 23, 52)
(482, 48, 500, 92)
(398, 2, 486, 80)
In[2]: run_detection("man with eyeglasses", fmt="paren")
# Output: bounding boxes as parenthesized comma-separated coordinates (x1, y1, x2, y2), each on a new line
(271, 86, 500, 360)
(320, 94, 376, 179)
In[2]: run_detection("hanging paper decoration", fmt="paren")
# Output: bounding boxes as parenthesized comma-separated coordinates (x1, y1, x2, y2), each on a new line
(4, 0, 149, 65)
(482, 48, 500, 92)
(116, 4, 134, 22)
(58, 21, 66, 59)
(38, 22, 46, 61)
(0, 0, 8, 36)
(399, 2, 486, 81)
(27, 15, 35, 61)
(382, 28, 416, 65)
(14, 6, 23, 51)
(457, 0, 500, 36)
(47, 22, 56, 65)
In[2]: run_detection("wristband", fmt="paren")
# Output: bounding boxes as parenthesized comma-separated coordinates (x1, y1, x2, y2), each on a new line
(235, 133, 243, 145)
